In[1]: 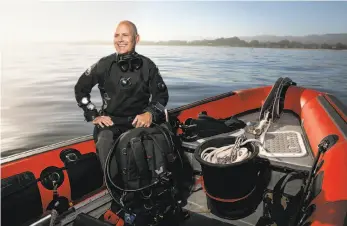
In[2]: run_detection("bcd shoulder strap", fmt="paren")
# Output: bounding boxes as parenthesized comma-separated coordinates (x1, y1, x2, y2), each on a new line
(262, 172, 306, 226)
(130, 136, 150, 186)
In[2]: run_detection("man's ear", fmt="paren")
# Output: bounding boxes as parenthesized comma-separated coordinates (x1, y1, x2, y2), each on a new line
(135, 34, 140, 44)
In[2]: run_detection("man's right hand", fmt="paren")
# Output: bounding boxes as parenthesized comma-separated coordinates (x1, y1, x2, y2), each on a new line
(92, 116, 114, 128)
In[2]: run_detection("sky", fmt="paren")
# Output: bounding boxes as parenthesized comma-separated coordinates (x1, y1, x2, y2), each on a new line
(1, 0, 347, 43)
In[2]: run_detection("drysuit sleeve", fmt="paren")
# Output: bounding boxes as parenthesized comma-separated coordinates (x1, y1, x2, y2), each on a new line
(74, 60, 105, 121)
(149, 62, 169, 106)
(144, 61, 169, 122)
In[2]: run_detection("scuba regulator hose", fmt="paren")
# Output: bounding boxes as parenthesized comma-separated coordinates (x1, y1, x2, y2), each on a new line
(104, 125, 183, 206)
(104, 133, 160, 204)
(104, 125, 186, 226)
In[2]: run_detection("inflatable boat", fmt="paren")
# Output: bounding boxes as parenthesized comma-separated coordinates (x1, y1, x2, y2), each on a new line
(2, 77, 347, 226)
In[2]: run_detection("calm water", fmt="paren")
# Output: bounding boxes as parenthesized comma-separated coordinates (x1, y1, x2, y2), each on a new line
(1, 44, 347, 157)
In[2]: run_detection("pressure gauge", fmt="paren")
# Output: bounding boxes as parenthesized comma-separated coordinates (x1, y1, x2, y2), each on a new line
(81, 97, 89, 105)
(87, 103, 95, 110)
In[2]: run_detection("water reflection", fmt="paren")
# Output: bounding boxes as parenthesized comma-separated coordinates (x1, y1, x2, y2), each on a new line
(1, 44, 346, 157)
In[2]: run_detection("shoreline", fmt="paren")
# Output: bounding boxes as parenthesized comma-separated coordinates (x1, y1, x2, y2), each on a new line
(9, 41, 346, 51)
(138, 44, 346, 51)
(65, 42, 347, 51)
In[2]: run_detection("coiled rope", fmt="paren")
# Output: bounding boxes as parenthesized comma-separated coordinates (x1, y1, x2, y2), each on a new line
(49, 209, 59, 226)
(201, 115, 272, 164)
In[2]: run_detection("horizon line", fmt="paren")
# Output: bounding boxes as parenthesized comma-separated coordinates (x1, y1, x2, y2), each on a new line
(2, 32, 347, 45)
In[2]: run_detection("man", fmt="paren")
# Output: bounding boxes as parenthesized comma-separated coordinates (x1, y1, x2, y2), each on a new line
(74, 20, 169, 170)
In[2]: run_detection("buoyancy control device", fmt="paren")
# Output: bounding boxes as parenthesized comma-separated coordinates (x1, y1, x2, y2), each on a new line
(104, 122, 188, 226)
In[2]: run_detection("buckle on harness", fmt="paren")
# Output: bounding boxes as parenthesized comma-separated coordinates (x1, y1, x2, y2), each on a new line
(141, 189, 152, 199)
(124, 212, 136, 225)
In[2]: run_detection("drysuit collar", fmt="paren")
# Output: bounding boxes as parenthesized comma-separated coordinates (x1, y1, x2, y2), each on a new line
(117, 51, 139, 61)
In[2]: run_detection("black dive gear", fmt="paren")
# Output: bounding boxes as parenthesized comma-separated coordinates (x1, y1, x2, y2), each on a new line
(144, 102, 167, 123)
(180, 112, 247, 141)
(116, 52, 143, 72)
(104, 123, 186, 226)
(77, 97, 99, 122)
(74, 52, 169, 123)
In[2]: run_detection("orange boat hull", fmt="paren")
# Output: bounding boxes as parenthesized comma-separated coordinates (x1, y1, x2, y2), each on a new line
(2, 84, 346, 226)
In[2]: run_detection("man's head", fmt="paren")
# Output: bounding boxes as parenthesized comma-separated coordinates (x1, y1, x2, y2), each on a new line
(114, 20, 140, 54)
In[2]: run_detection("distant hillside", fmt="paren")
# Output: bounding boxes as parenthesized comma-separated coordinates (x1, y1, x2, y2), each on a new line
(140, 36, 347, 50)
(67, 33, 347, 50)
(240, 33, 347, 45)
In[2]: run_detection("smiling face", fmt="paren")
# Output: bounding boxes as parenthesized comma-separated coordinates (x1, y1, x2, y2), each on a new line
(114, 21, 140, 54)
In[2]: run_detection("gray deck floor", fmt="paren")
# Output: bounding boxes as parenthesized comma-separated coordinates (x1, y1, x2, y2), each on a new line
(238, 111, 314, 171)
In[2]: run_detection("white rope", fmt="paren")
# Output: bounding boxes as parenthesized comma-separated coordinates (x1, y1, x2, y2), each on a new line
(201, 138, 264, 164)
(201, 112, 272, 164)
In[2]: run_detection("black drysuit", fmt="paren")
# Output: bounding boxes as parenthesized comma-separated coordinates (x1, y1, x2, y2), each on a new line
(74, 52, 169, 170)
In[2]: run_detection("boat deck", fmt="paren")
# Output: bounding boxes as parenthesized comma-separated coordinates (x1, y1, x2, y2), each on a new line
(30, 111, 314, 226)
(180, 110, 313, 225)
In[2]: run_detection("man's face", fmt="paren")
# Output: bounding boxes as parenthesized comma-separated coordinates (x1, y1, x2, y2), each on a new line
(114, 23, 139, 54)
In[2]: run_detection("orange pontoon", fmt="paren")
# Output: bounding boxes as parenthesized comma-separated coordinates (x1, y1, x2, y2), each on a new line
(2, 77, 346, 226)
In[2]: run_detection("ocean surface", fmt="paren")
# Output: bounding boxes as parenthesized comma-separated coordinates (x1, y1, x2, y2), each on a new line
(1, 44, 347, 158)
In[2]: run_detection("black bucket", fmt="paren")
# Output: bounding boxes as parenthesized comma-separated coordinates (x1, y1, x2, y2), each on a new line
(194, 136, 265, 219)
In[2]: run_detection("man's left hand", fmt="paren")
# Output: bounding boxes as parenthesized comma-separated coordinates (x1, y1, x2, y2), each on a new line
(132, 112, 152, 128)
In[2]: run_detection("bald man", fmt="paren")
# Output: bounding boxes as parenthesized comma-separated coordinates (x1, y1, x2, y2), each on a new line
(74, 21, 169, 170)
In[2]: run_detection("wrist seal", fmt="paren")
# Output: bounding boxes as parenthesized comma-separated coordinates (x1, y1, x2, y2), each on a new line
(144, 102, 166, 123)
(84, 109, 99, 122)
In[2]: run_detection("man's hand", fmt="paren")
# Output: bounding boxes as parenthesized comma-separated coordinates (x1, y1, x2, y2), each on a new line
(132, 112, 152, 128)
(92, 116, 114, 128)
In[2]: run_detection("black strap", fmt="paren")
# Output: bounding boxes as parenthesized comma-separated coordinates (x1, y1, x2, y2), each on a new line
(130, 137, 149, 180)
(154, 124, 175, 162)
(269, 172, 306, 226)
(259, 77, 284, 121)
(259, 77, 295, 122)
(146, 133, 166, 175)
(105, 126, 171, 193)
(270, 77, 294, 121)
(273, 172, 305, 204)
